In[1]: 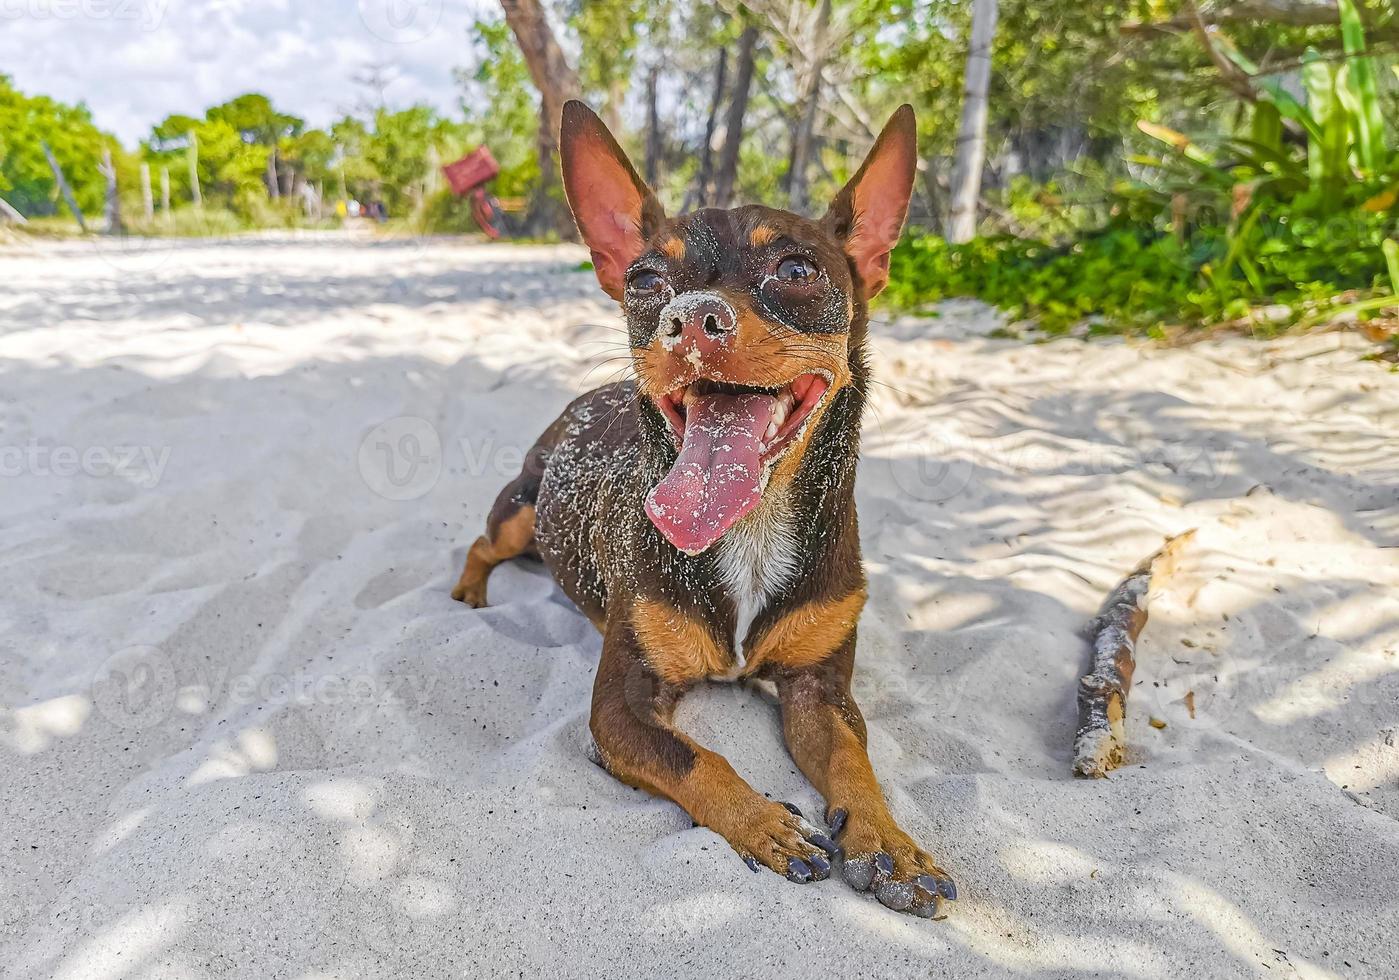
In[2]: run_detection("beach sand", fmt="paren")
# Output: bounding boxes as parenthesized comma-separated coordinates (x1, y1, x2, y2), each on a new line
(2, 234, 1396, 978)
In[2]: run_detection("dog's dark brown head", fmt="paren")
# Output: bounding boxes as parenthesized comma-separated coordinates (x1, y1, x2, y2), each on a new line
(560, 100, 916, 555)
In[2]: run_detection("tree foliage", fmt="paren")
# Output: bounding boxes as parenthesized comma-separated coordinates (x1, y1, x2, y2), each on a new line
(0, 74, 119, 216)
(7, 0, 1399, 332)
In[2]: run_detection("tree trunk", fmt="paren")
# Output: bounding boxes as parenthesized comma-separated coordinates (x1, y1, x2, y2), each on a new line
(604, 77, 626, 136)
(689, 47, 729, 209)
(644, 65, 662, 187)
(160, 167, 171, 213)
(500, 0, 582, 236)
(714, 25, 759, 209)
(787, 0, 832, 216)
(919, 169, 946, 236)
(947, 0, 999, 243)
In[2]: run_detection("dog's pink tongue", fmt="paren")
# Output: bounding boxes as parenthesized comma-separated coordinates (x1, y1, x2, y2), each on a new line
(645, 392, 775, 554)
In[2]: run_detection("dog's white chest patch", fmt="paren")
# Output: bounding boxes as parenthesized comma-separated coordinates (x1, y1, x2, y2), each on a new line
(713, 494, 799, 678)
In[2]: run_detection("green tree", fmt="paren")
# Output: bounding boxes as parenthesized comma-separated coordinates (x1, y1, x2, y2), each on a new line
(206, 93, 303, 145)
(365, 105, 462, 214)
(0, 74, 116, 217)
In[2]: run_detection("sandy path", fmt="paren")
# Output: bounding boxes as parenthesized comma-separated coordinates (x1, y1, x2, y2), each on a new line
(1, 234, 1396, 979)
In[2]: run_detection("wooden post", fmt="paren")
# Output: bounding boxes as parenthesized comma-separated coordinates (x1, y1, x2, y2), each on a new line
(425, 144, 440, 198)
(0, 195, 27, 224)
(140, 163, 154, 220)
(160, 167, 171, 213)
(40, 140, 87, 232)
(187, 130, 202, 208)
(100, 148, 123, 234)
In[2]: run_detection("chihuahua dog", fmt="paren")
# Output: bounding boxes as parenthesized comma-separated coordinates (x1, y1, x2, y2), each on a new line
(451, 101, 956, 917)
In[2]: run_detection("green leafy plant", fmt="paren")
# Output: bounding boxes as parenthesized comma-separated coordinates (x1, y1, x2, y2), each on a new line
(889, 205, 1399, 334)
(897, 0, 1399, 335)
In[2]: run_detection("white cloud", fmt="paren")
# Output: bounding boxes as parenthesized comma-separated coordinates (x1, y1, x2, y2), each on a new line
(0, 0, 491, 143)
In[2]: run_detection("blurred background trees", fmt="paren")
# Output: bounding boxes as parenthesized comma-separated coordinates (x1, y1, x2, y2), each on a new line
(3, 0, 1398, 335)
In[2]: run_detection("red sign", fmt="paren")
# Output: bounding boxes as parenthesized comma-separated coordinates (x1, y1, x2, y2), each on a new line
(443, 147, 501, 196)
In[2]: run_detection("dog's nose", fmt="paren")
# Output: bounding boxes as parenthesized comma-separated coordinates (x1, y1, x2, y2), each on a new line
(657, 293, 737, 357)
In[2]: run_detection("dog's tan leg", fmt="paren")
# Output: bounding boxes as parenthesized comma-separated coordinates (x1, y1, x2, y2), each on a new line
(778, 661, 957, 914)
(754, 594, 958, 915)
(588, 609, 839, 881)
(451, 503, 535, 607)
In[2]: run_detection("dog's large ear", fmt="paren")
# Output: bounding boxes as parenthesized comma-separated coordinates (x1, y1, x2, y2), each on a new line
(560, 100, 666, 301)
(822, 105, 917, 300)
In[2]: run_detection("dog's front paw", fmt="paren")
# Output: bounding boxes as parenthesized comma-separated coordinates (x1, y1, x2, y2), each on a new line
(717, 801, 841, 883)
(450, 580, 487, 607)
(829, 807, 957, 918)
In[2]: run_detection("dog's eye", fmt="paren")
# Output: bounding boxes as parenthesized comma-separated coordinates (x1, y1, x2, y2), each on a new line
(628, 269, 664, 293)
(776, 256, 817, 282)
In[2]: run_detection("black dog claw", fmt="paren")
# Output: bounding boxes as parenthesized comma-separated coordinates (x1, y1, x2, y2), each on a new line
(910, 898, 939, 919)
(744, 856, 760, 873)
(805, 854, 831, 881)
(876, 880, 916, 911)
(786, 857, 812, 883)
(808, 833, 841, 859)
(827, 808, 847, 838)
(873, 852, 895, 879)
(908, 873, 956, 918)
(841, 854, 875, 890)
(914, 872, 957, 901)
(780, 802, 804, 818)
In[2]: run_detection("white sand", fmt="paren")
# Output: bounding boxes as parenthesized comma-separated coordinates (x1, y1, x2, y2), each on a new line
(1, 233, 1396, 979)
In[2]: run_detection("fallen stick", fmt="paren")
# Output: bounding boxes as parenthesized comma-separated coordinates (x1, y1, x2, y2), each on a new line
(1072, 530, 1195, 778)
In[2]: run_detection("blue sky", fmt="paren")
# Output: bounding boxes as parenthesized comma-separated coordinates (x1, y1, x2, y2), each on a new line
(0, 0, 493, 143)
